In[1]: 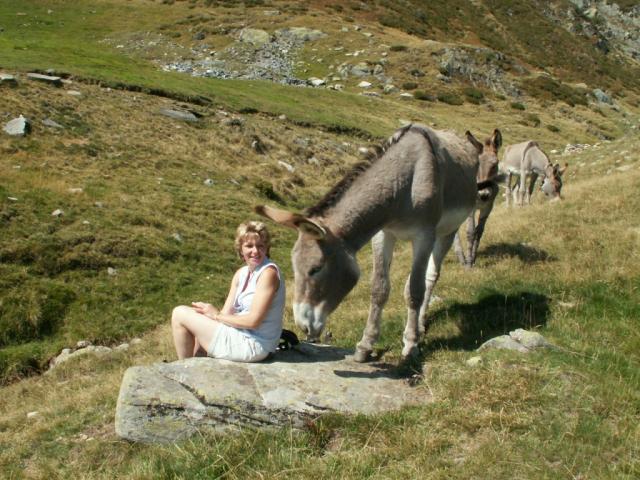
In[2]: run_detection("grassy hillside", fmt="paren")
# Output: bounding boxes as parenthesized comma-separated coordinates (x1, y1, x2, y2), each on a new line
(1, 0, 639, 478)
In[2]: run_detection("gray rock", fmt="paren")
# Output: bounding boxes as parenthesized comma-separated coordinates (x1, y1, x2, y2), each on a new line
(27, 72, 63, 87)
(42, 118, 64, 129)
(115, 343, 430, 443)
(3, 115, 31, 136)
(275, 27, 326, 42)
(0, 73, 18, 86)
(51, 208, 64, 217)
(509, 329, 553, 349)
(239, 28, 270, 46)
(478, 335, 530, 353)
(49, 345, 112, 368)
(159, 109, 198, 122)
(592, 88, 612, 104)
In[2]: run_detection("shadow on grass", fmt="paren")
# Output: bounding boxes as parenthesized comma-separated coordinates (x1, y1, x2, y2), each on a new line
(425, 291, 551, 353)
(397, 291, 551, 378)
(480, 242, 556, 264)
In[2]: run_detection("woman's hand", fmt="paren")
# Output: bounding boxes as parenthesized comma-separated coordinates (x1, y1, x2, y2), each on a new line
(191, 301, 219, 320)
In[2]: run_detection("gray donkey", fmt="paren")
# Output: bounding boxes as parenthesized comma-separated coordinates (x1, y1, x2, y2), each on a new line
(501, 140, 567, 205)
(454, 129, 502, 268)
(257, 123, 500, 362)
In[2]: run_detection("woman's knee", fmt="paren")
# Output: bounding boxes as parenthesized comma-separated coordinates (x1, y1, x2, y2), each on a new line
(171, 305, 191, 326)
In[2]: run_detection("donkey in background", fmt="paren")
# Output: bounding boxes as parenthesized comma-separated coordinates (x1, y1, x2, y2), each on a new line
(454, 129, 502, 268)
(257, 123, 501, 362)
(501, 140, 567, 205)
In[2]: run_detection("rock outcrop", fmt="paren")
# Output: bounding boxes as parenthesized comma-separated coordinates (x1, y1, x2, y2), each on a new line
(115, 343, 429, 443)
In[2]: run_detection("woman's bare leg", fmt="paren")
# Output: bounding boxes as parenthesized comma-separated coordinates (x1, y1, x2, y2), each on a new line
(171, 305, 219, 359)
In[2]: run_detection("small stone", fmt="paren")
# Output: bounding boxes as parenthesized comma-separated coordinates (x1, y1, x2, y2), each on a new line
(27, 411, 40, 419)
(203, 178, 214, 186)
(172, 232, 183, 242)
(76, 340, 92, 349)
(68, 188, 83, 194)
(466, 356, 483, 367)
(159, 108, 198, 122)
(509, 329, 552, 349)
(7, 197, 18, 201)
(278, 161, 295, 173)
(27, 72, 63, 86)
(51, 209, 64, 217)
(67, 90, 82, 96)
(130, 338, 142, 345)
(94, 201, 104, 208)
(42, 118, 64, 129)
(107, 267, 117, 276)
(478, 335, 530, 353)
(4, 115, 31, 136)
(0, 73, 18, 86)
(116, 343, 130, 351)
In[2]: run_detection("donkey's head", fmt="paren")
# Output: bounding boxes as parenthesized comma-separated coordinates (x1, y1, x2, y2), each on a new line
(466, 129, 502, 201)
(255, 205, 360, 341)
(541, 162, 568, 200)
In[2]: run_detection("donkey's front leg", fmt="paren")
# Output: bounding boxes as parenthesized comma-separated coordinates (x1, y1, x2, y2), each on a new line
(355, 231, 396, 363)
(526, 173, 539, 205)
(464, 211, 477, 268)
(453, 230, 466, 266)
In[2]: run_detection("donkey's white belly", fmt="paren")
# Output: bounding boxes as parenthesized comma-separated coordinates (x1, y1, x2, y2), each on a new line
(436, 206, 471, 235)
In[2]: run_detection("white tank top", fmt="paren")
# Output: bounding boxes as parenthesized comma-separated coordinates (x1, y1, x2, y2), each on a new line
(233, 258, 285, 352)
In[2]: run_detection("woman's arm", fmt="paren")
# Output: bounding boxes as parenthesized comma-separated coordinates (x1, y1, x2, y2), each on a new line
(214, 267, 279, 330)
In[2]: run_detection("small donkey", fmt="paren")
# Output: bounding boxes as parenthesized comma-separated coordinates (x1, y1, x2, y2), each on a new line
(454, 129, 502, 268)
(501, 140, 567, 205)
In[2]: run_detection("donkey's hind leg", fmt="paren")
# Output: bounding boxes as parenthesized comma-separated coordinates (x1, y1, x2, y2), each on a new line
(418, 231, 456, 338)
(355, 230, 396, 363)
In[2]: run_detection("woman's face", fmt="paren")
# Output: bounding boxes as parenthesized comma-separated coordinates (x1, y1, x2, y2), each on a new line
(241, 234, 267, 270)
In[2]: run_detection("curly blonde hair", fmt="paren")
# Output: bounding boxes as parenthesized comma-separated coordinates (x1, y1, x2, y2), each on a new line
(234, 221, 271, 259)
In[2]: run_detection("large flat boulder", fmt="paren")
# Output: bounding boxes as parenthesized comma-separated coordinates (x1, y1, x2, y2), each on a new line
(115, 343, 429, 443)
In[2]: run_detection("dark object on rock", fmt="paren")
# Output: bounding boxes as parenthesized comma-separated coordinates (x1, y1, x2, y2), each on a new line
(277, 329, 299, 351)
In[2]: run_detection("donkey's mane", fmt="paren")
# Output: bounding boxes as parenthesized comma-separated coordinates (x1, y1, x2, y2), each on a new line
(305, 123, 415, 217)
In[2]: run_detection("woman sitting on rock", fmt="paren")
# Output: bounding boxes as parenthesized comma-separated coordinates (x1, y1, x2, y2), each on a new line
(171, 221, 285, 362)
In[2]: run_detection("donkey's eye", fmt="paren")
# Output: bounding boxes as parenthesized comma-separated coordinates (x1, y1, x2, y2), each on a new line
(309, 265, 323, 277)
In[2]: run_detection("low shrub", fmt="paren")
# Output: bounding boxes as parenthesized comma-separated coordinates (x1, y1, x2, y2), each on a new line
(437, 92, 464, 105)
(511, 101, 526, 110)
(414, 90, 435, 101)
(402, 82, 418, 90)
(463, 87, 484, 104)
(546, 124, 560, 133)
(390, 45, 408, 52)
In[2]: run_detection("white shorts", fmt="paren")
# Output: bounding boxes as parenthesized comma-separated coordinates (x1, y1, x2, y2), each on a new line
(207, 323, 269, 363)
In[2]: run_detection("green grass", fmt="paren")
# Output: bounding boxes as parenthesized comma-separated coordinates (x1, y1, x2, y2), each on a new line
(1, 1, 640, 477)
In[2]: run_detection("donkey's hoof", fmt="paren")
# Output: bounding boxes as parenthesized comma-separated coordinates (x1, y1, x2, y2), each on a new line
(353, 349, 372, 363)
(401, 345, 420, 361)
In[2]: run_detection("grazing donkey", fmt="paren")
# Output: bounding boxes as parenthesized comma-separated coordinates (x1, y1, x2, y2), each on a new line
(454, 129, 502, 268)
(501, 140, 567, 205)
(256, 123, 494, 362)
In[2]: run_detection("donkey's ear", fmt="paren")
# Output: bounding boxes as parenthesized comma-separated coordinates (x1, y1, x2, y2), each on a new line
(294, 218, 327, 239)
(558, 162, 568, 176)
(465, 131, 483, 153)
(492, 129, 503, 150)
(254, 205, 301, 229)
(254, 205, 326, 239)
